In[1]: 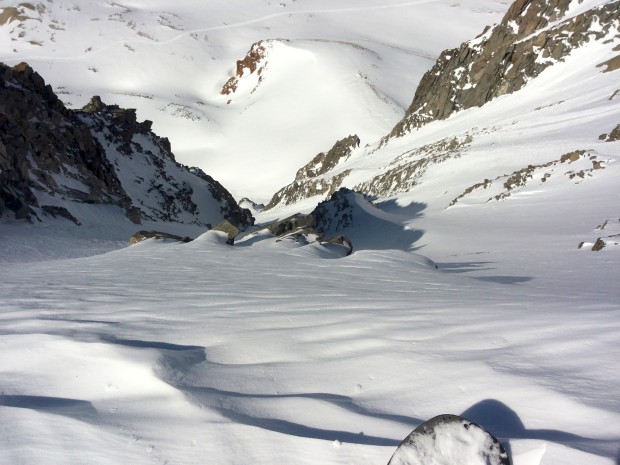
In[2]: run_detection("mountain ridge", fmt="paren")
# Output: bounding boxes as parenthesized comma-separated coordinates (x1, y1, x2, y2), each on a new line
(263, 0, 620, 210)
(0, 61, 253, 229)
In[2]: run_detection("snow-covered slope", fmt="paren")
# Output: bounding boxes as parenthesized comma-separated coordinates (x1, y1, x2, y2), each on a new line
(1, 1, 619, 464)
(265, 0, 620, 210)
(0, 0, 509, 200)
(1, 229, 618, 465)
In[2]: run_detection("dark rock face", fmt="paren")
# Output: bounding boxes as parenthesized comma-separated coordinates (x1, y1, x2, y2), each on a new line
(211, 219, 242, 245)
(0, 62, 132, 221)
(312, 187, 356, 235)
(0, 61, 253, 229)
(261, 190, 358, 255)
(265, 135, 360, 210)
(387, 0, 620, 139)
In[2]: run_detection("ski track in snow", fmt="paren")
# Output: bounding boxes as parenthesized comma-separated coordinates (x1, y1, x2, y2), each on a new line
(4, 0, 442, 63)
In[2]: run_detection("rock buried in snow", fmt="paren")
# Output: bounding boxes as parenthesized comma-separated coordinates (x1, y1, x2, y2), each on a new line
(388, 414, 510, 465)
(129, 230, 193, 245)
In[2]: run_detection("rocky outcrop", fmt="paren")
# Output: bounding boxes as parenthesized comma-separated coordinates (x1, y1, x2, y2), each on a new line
(356, 135, 472, 198)
(129, 230, 193, 245)
(259, 190, 359, 254)
(221, 40, 271, 100)
(264, 135, 360, 210)
(449, 150, 608, 206)
(77, 96, 253, 227)
(599, 123, 620, 141)
(0, 3, 43, 26)
(0, 61, 253, 229)
(386, 0, 620, 139)
(578, 219, 620, 251)
(211, 219, 242, 245)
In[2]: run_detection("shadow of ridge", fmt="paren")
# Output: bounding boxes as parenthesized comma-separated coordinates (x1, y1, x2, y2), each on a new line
(212, 405, 400, 446)
(101, 336, 203, 352)
(0, 395, 97, 421)
(182, 386, 422, 429)
(436, 261, 495, 273)
(474, 276, 533, 284)
(38, 317, 120, 325)
(462, 399, 618, 460)
(375, 199, 426, 220)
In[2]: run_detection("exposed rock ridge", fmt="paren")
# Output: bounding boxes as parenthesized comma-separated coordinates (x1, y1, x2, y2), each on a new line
(221, 40, 272, 100)
(264, 135, 360, 210)
(355, 135, 473, 198)
(187, 166, 254, 227)
(262, 189, 360, 254)
(0, 62, 253, 229)
(78, 96, 253, 227)
(0, 62, 133, 221)
(386, 0, 620, 140)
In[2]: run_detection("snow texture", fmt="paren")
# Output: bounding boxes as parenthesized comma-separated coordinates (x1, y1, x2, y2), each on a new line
(1, 1, 620, 465)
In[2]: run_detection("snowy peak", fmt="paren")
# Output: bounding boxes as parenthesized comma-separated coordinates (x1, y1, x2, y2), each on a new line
(387, 0, 620, 139)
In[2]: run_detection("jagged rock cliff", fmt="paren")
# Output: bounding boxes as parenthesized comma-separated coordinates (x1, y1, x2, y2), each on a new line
(221, 40, 275, 102)
(264, 0, 619, 208)
(0, 62, 133, 223)
(387, 0, 620, 139)
(0, 62, 253, 228)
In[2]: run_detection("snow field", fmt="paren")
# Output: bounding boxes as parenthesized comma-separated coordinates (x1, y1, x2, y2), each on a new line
(1, 231, 619, 465)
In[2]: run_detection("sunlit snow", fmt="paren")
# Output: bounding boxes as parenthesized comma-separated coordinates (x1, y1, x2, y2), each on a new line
(1, 1, 620, 465)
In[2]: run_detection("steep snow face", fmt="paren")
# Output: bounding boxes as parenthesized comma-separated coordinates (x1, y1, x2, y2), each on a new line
(1, 1, 619, 465)
(0, 0, 510, 199)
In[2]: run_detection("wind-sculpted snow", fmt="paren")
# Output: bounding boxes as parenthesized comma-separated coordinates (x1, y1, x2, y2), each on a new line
(1, 1, 619, 464)
(1, 227, 619, 465)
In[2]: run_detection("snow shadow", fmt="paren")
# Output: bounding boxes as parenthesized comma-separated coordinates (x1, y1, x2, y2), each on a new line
(101, 336, 204, 352)
(437, 262, 533, 284)
(462, 399, 618, 460)
(0, 395, 97, 421)
(437, 261, 495, 273)
(375, 199, 426, 221)
(473, 276, 533, 284)
(182, 386, 421, 446)
(103, 337, 209, 375)
(339, 198, 427, 252)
